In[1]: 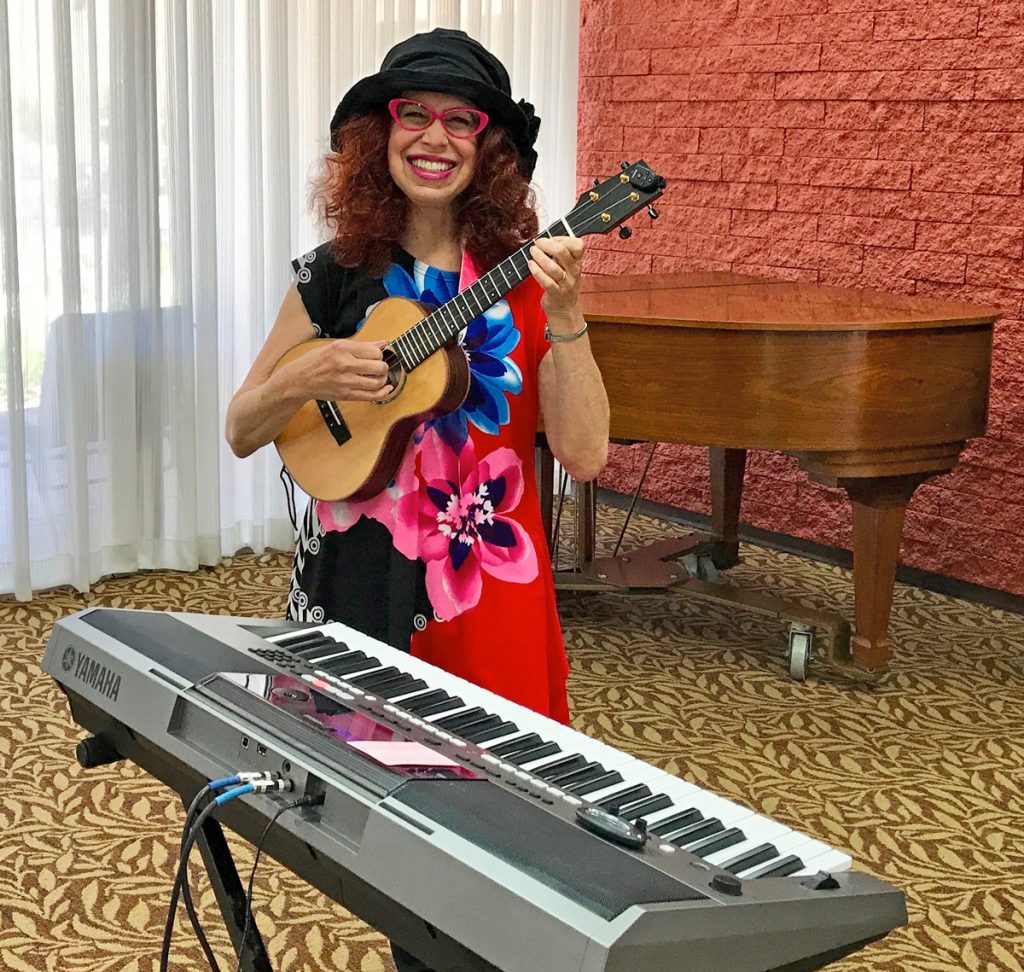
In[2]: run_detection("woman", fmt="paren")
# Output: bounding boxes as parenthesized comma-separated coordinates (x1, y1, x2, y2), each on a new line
(225, 30, 608, 967)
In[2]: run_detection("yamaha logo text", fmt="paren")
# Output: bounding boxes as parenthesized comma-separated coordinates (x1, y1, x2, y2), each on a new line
(72, 650, 122, 702)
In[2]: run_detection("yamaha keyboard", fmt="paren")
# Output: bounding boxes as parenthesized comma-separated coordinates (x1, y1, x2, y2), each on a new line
(42, 608, 906, 971)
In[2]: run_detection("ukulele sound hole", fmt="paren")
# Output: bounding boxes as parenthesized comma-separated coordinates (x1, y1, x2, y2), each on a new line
(373, 345, 406, 404)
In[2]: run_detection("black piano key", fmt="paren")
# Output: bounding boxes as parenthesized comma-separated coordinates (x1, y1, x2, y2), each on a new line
(548, 761, 606, 788)
(487, 733, 539, 756)
(618, 793, 673, 822)
(412, 696, 465, 718)
(667, 818, 725, 847)
(434, 707, 489, 731)
(274, 630, 334, 650)
(688, 827, 745, 858)
(295, 637, 349, 659)
(506, 741, 561, 766)
(319, 651, 376, 675)
(564, 770, 623, 796)
(650, 808, 703, 837)
(534, 754, 588, 781)
(399, 689, 451, 713)
(306, 651, 352, 668)
(596, 784, 653, 814)
(746, 855, 805, 879)
(720, 843, 780, 875)
(448, 713, 504, 737)
(366, 673, 418, 695)
(385, 679, 430, 700)
(349, 666, 402, 689)
(462, 720, 518, 744)
(377, 677, 428, 700)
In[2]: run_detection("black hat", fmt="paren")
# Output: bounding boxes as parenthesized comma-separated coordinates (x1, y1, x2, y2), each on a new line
(329, 28, 540, 178)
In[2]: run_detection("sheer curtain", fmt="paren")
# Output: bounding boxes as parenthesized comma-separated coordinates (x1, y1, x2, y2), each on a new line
(0, 0, 580, 600)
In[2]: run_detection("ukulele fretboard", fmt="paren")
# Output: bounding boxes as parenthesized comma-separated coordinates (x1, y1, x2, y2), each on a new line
(392, 219, 573, 370)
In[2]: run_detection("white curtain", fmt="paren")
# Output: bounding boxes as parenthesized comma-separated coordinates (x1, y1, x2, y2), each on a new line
(0, 0, 580, 599)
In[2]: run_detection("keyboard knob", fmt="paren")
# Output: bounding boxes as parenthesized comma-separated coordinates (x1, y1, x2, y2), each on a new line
(710, 873, 743, 897)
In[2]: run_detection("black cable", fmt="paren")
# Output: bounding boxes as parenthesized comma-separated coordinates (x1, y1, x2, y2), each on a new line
(233, 795, 322, 972)
(178, 786, 224, 972)
(161, 797, 225, 972)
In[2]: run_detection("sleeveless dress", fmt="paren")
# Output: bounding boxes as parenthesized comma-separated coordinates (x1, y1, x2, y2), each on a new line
(285, 243, 569, 722)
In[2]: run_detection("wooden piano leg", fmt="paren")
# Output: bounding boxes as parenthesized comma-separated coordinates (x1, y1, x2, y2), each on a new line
(843, 477, 924, 673)
(709, 447, 746, 568)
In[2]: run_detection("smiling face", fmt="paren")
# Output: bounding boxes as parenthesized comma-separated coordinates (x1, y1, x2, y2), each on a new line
(387, 90, 480, 213)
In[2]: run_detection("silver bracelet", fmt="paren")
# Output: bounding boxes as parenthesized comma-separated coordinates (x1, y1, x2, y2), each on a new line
(544, 320, 589, 344)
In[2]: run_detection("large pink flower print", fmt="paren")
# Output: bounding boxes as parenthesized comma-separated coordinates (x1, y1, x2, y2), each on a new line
(315, 445, 419, 542)
(408, 428, 538, 621)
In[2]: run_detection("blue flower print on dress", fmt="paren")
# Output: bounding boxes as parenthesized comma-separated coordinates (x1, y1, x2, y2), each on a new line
(360, 257, 522, 455)
(427, 303, 521, 452)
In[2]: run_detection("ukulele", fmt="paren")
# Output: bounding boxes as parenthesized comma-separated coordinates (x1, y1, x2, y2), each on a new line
(273, 160, 666, 502)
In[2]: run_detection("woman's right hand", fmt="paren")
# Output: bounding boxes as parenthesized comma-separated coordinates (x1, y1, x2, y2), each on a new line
(297, 338, 393, 401)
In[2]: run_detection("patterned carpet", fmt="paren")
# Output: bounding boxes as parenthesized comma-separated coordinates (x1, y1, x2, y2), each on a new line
(2, 507, 1024, 972)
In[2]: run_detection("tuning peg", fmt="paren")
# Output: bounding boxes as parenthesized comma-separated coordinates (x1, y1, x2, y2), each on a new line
(618, 226, 632, 240)
(620, 160, 629, 171)
(647, 204, 659, 220)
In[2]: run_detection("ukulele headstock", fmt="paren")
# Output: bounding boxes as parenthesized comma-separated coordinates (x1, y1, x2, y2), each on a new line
(565, 161, 667, 239)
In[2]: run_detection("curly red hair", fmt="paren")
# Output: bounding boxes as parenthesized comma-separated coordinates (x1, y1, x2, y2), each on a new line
(311, 110, 538, 276)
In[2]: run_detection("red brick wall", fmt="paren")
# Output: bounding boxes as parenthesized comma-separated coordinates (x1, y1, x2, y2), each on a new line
(578, 0, 1024, 596)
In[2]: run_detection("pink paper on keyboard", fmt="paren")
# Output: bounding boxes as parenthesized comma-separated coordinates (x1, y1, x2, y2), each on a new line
(348, 740, 460, 768)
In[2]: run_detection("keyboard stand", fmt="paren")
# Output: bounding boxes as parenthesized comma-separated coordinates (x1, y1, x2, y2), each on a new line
(190, 809, 274, 972)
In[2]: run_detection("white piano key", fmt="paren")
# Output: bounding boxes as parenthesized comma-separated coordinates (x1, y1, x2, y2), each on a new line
(794, 849, 853, 875)
(423, 703, 477, 723)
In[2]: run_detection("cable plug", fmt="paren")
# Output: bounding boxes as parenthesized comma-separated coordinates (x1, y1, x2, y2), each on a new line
(237, 771, 273, 783)
(251, 776, 293, 793)
(295, 792, 326, 808)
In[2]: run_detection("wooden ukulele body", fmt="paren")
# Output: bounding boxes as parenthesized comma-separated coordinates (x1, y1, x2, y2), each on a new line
(272, 296, 470, 501)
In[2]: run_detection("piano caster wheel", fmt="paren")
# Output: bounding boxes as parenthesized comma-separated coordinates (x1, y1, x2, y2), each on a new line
(682, 553, 720, 583)
(786, 625, 813, 682)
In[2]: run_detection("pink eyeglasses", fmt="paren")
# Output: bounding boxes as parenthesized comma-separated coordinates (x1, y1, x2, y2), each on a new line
(388, 98, 489, 139)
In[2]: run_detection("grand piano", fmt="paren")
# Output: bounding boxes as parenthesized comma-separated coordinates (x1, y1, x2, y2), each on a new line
(553, 271, 997, 677)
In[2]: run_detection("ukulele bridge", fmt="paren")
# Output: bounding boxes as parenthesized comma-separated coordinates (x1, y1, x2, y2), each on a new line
(372, 344, 407, 405)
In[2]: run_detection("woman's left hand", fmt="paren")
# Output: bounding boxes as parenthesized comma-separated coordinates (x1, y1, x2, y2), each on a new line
(528, 236, 585, 321)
